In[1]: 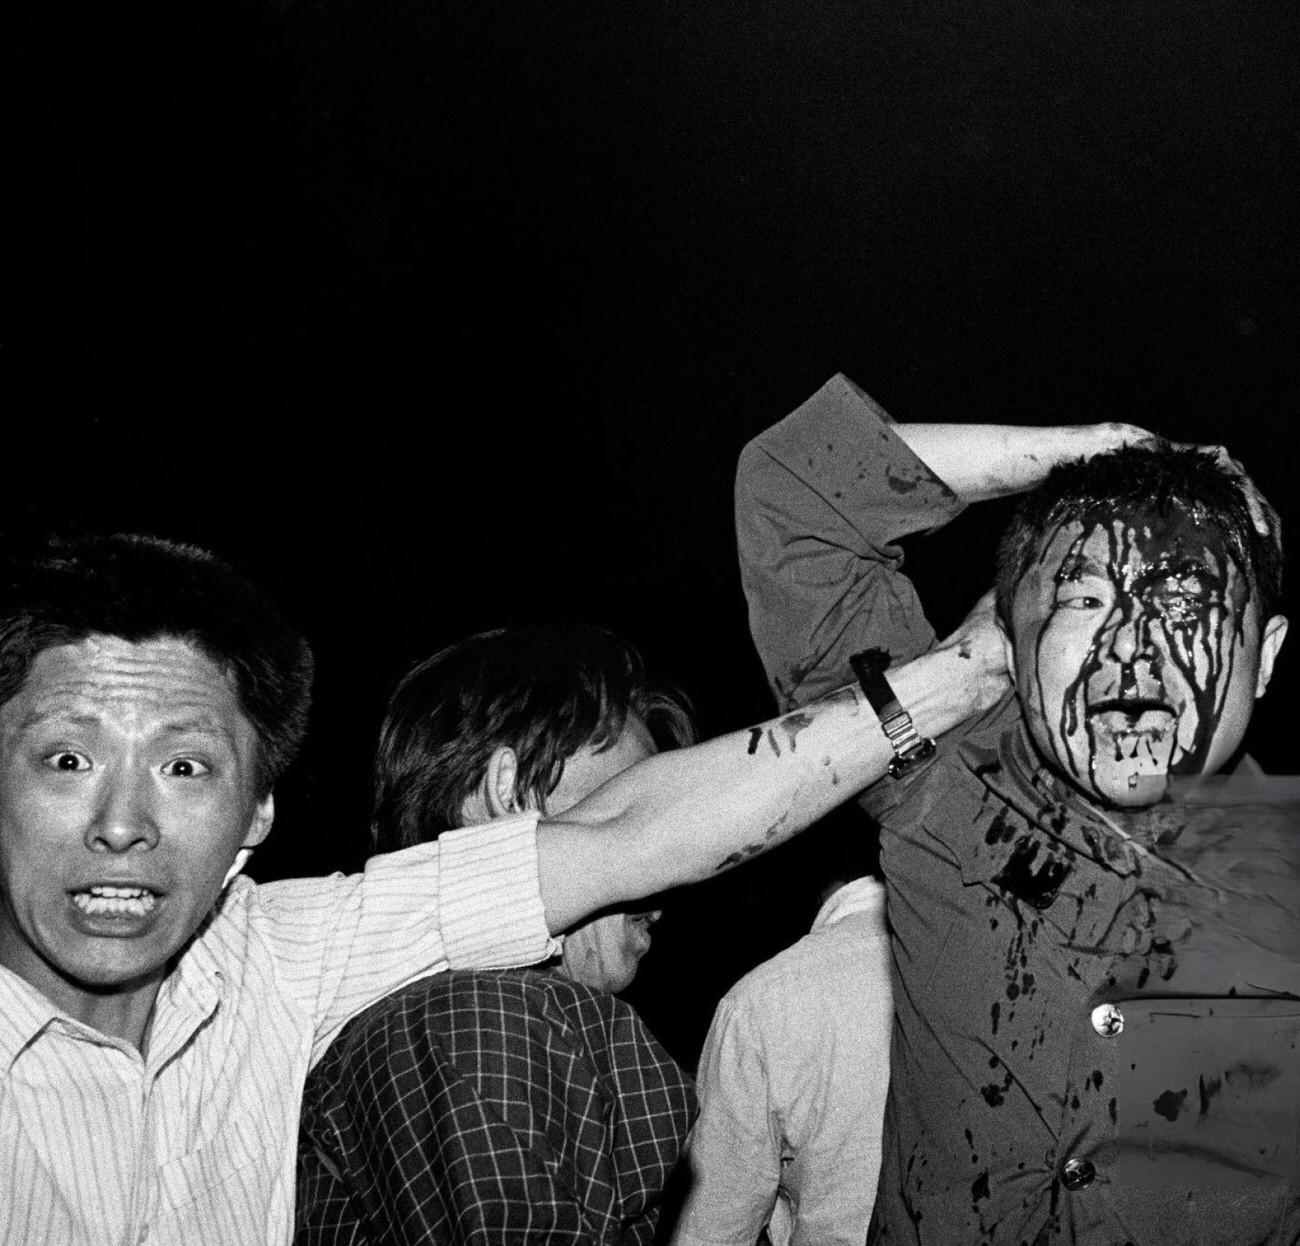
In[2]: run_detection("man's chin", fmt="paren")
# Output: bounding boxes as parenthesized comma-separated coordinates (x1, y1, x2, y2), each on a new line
(1082, 715, 1179, 809)
(1089, 770, 1170, 809)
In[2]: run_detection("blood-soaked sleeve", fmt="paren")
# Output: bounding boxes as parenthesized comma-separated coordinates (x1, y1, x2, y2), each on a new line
(735, 373, 965, 712)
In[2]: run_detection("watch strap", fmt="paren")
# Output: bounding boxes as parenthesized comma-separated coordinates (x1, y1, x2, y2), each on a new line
(848, 648, 936, 779)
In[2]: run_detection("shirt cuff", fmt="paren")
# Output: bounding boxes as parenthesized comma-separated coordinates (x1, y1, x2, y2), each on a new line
(437, 812, 563, 969)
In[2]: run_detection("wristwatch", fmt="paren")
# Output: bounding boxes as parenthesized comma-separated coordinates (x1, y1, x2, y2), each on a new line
(848, 647, 936, 779)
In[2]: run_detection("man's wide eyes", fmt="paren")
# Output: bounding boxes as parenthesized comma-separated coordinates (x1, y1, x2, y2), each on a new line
(162, 758, 211, 778)
(44, 751, 92, 772)
(38, 753, 212, 777)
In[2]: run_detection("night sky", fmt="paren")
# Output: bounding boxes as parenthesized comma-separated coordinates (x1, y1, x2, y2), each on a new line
(6, 0, 1298, 1064)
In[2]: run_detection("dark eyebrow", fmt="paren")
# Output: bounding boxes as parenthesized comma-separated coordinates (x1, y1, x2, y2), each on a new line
(1140, 557, 1221, 592)
(15, 710, 238, 749)
(1152, 557, 1212, 579)
(17, 710, 101, 731)
(158, 719, 239, 747)
(1055, 554, 1109, 582)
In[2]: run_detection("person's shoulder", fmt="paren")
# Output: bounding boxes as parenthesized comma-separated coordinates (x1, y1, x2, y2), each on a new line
(329, 967, 624, 1050)
(810, 875, 886, 929)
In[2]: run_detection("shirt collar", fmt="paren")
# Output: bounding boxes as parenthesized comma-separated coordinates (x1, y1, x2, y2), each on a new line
(0, 963, 65, 1071)
(143, 896, 230, 1067)
(0, 897, 231, 1074)
(811, 875, 885, 932)
(952, 720, 1144, 888)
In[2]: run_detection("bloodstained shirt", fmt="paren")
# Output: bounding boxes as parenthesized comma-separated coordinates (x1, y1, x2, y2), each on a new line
(735, 374, 1300, 1245)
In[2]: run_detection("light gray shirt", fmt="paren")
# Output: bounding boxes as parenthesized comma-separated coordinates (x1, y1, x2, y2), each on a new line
(668, 877, 892, 1246)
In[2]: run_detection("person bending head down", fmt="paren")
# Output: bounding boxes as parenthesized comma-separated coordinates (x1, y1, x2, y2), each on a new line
(994, 442, 1287, 810)
(372, 624, 695, 992)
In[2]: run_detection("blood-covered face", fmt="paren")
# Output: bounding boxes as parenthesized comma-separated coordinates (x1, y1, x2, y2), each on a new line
(1007, 511, 1286, 809)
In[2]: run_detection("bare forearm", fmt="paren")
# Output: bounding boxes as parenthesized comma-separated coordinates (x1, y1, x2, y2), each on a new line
(536, 637, 1004, 930)
(894, 422, 1152, 503)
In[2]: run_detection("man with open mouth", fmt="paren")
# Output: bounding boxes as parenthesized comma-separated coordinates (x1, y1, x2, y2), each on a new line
(0, 529, 1001, 1244)
(738, 374, 1294, 1246)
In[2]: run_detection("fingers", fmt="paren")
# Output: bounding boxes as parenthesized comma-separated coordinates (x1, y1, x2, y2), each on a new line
(1135, 439, 1275, 540)
(1101, 422, 1158, 453)
(938, 591, 1008, 675)
(1207, 445, 1275, 539)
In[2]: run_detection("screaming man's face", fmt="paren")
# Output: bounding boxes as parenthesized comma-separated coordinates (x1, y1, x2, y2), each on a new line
(1007, 512, 1286, 809)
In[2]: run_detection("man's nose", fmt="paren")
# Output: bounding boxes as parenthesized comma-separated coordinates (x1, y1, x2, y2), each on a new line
(1102, 601, 1156, 666)
(85, 771, 161, 853)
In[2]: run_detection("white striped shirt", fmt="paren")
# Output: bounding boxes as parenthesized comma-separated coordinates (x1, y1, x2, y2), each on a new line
(0, 813, 559, 1246)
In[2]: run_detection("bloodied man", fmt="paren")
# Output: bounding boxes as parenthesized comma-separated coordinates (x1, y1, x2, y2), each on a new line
(736, 374, 1295, 1246)
(999, 451, 1288, 813)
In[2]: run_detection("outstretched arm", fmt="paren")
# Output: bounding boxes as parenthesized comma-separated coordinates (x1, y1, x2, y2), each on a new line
(535, 610, 1007, 931)
(540, 385, 1160, 930)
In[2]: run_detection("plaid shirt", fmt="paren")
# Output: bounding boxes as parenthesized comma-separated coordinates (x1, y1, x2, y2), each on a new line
(296, 969, 696, 1245)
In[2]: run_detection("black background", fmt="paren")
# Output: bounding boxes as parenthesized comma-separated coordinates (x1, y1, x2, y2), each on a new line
(5, 0, 1297, 1066)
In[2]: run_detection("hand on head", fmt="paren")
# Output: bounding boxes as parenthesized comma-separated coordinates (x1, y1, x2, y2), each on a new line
(934, 589, 1012, 718)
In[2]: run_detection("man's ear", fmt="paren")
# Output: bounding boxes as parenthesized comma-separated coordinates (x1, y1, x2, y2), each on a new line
(244, 793, 275, 849)
(1255, 614, 1289, 697)
(460, 746, 524, 825)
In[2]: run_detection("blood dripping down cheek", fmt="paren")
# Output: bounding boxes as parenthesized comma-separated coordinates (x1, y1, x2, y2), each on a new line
(1020, 513, 1251, 794)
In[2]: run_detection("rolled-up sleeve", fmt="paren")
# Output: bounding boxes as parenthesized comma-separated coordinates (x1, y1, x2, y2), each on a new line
(255, 812, 562, 1061)
(736, 374, 964, 711)
(435, 816, 557, 968)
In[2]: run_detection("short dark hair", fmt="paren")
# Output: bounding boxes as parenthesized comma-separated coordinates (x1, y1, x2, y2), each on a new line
(995, 444, 1284, 633)
(0, 532, 314, 796)
(372, 624, 695, 853)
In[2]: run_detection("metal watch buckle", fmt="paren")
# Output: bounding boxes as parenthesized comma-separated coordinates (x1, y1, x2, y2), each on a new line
(880, 709, 935, 779)
(887, 735, 936, 779)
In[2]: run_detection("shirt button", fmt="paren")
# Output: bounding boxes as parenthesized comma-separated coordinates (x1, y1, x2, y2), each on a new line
(1061, 1157, 1096, 1190)
(1090, 1002, 1124, 1037)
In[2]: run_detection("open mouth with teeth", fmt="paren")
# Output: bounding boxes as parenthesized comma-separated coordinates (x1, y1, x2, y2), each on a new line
(71, 885, 159, 918)
(1087, 698, 1175, 731)
(1083, 696, 1180, 796)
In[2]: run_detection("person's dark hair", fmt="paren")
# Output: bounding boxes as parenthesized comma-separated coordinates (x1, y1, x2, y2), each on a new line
(372, 624, 696, 853)
(995, 444, 1284, 633)
(0, 532, 314, 796)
